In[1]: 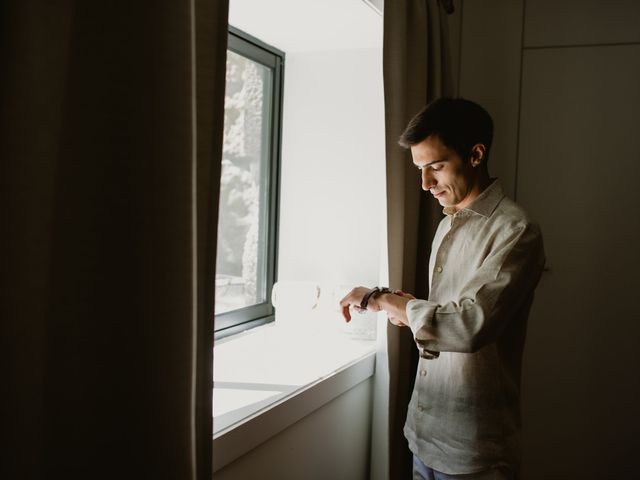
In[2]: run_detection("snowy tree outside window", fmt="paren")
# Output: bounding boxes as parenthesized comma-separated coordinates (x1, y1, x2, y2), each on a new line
(215, 48, 274, 315)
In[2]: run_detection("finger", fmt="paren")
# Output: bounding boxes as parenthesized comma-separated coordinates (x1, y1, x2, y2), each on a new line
(342, 305, 351, 322)
(388, 317, 406, 327)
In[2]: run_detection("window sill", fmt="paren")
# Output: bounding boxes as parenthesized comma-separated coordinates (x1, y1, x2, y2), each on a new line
(212, 318, 376, 472)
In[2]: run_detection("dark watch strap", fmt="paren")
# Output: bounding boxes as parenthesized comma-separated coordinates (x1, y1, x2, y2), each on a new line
(360, 287, 392, 311)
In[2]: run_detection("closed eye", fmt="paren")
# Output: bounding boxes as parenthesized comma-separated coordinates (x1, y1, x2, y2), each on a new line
(416, 163, 444, 171)
(415, 160, 446, 171)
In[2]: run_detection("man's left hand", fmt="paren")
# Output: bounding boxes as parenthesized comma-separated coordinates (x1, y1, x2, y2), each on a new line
(339, 286, 413, 327)
(339, 286, 380, 322)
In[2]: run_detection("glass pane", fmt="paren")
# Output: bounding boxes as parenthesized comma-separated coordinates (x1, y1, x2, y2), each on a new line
(215, 50, 273, 315)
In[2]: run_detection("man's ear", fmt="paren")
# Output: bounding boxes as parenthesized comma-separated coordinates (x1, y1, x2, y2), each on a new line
(470, 144, 486, 167)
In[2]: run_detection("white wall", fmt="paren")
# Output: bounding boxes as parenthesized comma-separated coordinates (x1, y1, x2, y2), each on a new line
(458, 1, 640, 478)
(457, 0, 523, 198)
(278, 47, 385, 287)
(215, 379, 373, 480)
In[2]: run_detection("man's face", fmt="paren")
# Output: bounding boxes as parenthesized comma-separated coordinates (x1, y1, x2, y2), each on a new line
(410, 135, 477, 211)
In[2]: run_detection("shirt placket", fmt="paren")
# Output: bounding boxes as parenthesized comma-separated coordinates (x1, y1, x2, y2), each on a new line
(415, 212, 470, 432)
(430, 212, 466, 301)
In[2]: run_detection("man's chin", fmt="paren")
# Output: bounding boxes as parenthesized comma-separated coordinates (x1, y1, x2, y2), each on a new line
(432, 192, 449, 205)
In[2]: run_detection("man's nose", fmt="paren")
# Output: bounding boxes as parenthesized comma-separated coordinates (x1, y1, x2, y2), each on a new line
(421, 169, 435, 191)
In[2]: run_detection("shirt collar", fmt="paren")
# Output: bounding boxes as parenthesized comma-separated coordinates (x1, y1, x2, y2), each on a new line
(443, 178, 504, 218)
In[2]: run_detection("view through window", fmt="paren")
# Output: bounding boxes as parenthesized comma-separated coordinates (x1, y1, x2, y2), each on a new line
(215, 29, 283, 336)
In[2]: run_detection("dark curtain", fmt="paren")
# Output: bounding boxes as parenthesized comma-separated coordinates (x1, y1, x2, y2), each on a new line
(0, 1, 228, 479)
(382, 0, 454, 478)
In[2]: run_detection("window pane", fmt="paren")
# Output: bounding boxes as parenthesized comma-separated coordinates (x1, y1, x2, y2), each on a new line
(216, 50, 273, 315)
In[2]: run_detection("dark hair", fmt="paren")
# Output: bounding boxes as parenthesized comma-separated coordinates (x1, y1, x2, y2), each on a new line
(398, 97, 494, 162)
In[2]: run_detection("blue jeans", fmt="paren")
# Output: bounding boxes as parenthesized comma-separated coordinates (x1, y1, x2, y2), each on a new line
(413, 455, 517, 480)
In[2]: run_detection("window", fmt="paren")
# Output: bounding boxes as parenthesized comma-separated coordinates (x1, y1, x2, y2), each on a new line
(215, 27, 283, 338)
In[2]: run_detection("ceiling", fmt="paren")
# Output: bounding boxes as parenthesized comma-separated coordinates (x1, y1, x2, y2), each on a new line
(228, 0, 383, 53)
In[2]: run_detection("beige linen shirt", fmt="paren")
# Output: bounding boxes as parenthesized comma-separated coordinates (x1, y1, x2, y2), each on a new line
(404, 179, 545, 475)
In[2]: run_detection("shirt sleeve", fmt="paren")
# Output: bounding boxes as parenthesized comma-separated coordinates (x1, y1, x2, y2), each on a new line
(406, 221, 545, 354)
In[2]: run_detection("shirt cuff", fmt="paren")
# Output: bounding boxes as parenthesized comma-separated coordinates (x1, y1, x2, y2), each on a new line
(405, 299, 440, 359)
(406, 299, 436, 334)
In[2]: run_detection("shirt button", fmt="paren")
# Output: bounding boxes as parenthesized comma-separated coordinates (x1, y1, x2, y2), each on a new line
(420, 369, 427, 377)
(435, 266, 443, 273)
(417, 404, 425, 412)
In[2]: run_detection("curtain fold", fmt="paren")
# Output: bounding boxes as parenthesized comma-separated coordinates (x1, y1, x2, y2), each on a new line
(382, 0, 454, 478)
(0, 1, 228, 478)
(195, 1, 229, 478)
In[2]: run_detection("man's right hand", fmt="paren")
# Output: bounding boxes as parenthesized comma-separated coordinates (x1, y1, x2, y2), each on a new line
(384, 290, 415, 327)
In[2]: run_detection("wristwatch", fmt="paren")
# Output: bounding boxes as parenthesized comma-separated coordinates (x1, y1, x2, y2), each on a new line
(359, 287, 392, 311)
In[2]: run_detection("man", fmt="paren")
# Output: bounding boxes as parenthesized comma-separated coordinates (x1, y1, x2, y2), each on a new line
(340, 98, 545, 479)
